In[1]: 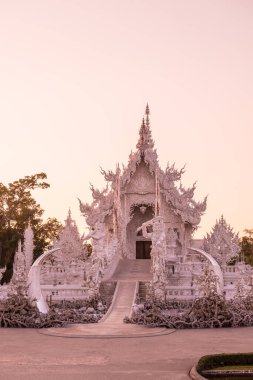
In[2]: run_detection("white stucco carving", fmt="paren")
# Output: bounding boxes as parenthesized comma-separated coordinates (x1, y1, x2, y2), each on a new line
(23, 223, 34, 274)
(10, 240, 26, 289)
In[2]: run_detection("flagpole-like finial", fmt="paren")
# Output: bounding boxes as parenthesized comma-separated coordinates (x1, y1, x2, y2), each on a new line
(145, 103, 150, 116)
(136, 104, 154, 153)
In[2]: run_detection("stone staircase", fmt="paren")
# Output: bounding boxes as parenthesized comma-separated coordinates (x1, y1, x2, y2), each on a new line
(138, 281, 150, 303)
(109, 259, 152, 282)
(100, 281, 137, 324)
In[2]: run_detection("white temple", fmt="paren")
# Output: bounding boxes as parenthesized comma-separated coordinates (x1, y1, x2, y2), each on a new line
(76, 105, 252, 301)
(1, 105, 252, 304)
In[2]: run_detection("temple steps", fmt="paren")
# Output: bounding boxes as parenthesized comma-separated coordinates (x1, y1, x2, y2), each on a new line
(109, 259, 152, 282)
(101, 281, 137, 324)
(138, 281, 150, 303)
(99, 259, 152, 325)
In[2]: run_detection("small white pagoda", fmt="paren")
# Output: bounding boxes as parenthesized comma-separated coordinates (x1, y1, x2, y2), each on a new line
(39, 210, 88, 301)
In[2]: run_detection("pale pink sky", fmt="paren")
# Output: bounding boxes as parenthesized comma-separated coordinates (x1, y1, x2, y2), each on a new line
(0, 0, 253, 238)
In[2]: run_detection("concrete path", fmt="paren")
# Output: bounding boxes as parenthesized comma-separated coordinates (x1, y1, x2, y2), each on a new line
(1, 327, 253, 380)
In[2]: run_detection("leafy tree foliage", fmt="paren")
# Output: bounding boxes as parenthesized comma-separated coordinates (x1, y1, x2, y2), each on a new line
(240, 229, 253, 266)
(0, 173, 62, 283)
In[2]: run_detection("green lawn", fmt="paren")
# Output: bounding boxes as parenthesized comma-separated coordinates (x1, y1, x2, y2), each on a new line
(214, 365, 253, 371)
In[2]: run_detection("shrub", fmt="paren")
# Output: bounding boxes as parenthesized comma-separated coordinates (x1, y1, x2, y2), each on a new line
(0, 289, 107, 328)
(197, 353, 253, 373)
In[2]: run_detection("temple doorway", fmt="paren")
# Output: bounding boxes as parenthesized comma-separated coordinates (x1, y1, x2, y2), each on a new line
(136, 241, 151, 259)
(126, 203, 154, 259)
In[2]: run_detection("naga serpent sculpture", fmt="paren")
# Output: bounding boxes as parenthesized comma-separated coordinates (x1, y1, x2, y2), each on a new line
(27, 248, 61, 313)
(188, 247, 224, 295)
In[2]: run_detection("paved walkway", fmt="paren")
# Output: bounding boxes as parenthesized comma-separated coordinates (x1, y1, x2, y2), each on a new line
(1, 327, 253, 380)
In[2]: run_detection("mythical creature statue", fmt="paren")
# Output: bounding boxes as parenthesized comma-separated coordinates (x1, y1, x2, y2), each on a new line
(138, 216, 167, 299)
(83, 221, 106, 292)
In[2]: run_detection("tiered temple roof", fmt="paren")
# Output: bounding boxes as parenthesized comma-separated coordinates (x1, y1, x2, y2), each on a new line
(79, 106, 207, 228)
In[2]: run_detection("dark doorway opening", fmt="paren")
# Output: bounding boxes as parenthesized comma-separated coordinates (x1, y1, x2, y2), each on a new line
(136, 241, 151, 259)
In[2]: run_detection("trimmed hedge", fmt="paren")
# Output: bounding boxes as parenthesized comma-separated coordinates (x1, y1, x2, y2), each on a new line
(197, 353, 253, 373)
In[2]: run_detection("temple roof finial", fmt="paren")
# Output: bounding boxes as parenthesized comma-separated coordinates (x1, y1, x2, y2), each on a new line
(65, 208, 73, 225)
(145, 103, 150, 127)
(136, 105, 154, 153)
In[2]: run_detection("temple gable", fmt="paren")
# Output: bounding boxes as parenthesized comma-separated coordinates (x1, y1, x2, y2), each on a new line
(125, 160, 155, 194)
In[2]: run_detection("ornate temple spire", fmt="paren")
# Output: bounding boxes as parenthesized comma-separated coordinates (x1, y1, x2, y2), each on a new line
(11, 239, 27, 288)
(54, 209, 84, 259)
(65, 208, 73, 226)
(23, 223, 34, 273)
(203, 216, 240, 266)
(145, 103, 150, 126)
(136, 104, 154, 154)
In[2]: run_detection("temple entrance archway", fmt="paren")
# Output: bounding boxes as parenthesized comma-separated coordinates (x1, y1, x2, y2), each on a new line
(136, 241, 151, 259)
(126, 204, 154, 259)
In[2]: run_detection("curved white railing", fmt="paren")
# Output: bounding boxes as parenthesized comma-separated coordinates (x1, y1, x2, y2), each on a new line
(27, 248, 61, 313)
(188, 247, 224, 295)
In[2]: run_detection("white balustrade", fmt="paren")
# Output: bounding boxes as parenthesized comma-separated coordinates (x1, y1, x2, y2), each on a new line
(41, 284, 89, 301)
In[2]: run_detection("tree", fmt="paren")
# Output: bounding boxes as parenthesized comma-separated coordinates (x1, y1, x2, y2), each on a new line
(0, 173, 62, 283)
(240, 229, 253, 266)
